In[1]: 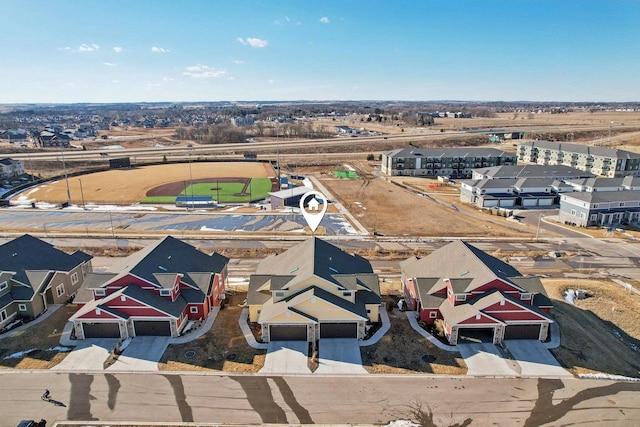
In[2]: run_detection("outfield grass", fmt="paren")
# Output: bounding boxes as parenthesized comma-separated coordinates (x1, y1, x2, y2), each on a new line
(141, 178, 273, 204)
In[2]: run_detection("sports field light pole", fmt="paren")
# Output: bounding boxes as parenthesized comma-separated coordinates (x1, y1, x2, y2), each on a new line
(188, 146, 194, 210)
(60, 144, 71, 205)
(79, 178, 86, 210)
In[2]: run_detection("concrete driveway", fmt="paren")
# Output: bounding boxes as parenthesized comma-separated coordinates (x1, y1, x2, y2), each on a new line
(52, 336, 169, 371)
(52, 338, 120, 371)
(316, 338, 367, 375)
(504, 340, 572, 377)
(259, 341, 310, 374)
(108, 336, 170, 371)
(458, 342, 520, 376)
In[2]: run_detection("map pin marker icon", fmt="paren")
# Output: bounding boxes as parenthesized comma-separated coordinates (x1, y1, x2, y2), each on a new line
(300, 190, 328, 233)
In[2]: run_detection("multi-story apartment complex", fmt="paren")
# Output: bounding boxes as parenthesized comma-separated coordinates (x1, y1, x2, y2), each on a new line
(517, 141, 640, 178)
(381, 148, 517, 177)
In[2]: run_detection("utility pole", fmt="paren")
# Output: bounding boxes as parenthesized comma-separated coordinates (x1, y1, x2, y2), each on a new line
(61, 144, 71, 204)
(79, 178, 86, 210)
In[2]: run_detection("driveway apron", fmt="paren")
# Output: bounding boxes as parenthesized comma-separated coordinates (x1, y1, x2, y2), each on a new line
(259, 341, 310, 374)
(458, 342, 520, 376)
(316, 338, 368, 375)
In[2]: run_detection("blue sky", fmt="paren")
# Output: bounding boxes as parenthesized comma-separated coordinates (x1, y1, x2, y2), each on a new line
(1, 1, 639, 103)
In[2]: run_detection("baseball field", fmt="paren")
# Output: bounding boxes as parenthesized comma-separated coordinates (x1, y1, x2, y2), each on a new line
(21, 161, 277, 205)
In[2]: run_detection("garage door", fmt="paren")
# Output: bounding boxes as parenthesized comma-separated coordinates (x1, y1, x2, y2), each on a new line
(133, 320, 172, 336)
(320, 323, 357, 339)
(457, 327, 495, 343)
(270, 325, 307, 341)
(83, 322, 121, 338)
(504, 324, 541, 340)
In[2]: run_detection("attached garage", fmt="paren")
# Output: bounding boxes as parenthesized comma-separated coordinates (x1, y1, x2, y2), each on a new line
(83, 322, 121, 338)
(457, 327, 496, 343)
(133, 320, 172, 336)
(269, 324, 307, 341)
(504, 324, 541, 340)
(320, 322, 358, 339)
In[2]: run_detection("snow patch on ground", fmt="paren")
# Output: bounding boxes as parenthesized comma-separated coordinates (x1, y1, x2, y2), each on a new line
(579, 373, 640, 382)
(384, 421, 420, 427)
(47, 346, 72, 352)
(4, 349, 35, 359)
(564, 289, 575, 304)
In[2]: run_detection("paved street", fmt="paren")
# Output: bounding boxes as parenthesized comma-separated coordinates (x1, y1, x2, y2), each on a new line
(2, 372, 639, 426)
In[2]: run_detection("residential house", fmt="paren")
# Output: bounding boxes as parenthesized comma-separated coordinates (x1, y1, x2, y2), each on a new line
(70, 236, 228, 339)
(400, 240, 553, 345)
(247, 237, 381, 342)
(0, 158, 25, 178)
(517, 141, 640, 178)
(558, 190, 640, 227)
(0, 235, 92, 330)
(381, 147, 517, 178)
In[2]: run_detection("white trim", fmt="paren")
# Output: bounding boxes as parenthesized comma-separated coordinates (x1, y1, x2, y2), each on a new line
(18, 304, 27, 311)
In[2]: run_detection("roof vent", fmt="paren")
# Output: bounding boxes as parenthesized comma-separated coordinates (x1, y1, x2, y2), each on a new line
(329, 267, 339, 274)
(289, 267, 299, 273)
(158, 265, 167, 272)
(12, 252, 17, 257)
(168, 256, 172, 260)
(460, 270, 469, 277)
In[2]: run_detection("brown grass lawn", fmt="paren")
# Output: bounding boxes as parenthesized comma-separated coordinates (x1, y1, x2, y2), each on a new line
(361, 303, 467, 375)
(0, 304, 77, 369)
(543, 278, 640, 377)
(159, 293, 266, 372)
(23, 161, 275, 205)
(321, 175, 526, 237)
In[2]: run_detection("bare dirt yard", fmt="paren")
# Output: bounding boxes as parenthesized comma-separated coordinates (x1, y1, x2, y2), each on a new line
(159, 293, 266, 373)
(19, 161, 276, 205)
(0, 304, 77, 369)
(543, 278, 640, 378)
(320, 173, 527, 237)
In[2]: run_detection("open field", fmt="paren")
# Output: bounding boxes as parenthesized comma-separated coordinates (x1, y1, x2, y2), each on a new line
(543, 278, 640, 377)
(17, 161, 276, 205)
(321, 173, 528, 237)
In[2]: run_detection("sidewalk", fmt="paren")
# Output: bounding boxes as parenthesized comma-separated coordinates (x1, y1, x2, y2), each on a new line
(0, 304, 64, 340)
(405, 311, 458, 352)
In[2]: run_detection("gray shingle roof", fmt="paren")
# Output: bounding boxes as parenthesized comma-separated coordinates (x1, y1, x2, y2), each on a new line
(520, 140, 640, 160)
(0, 234, 91, 287)
(563, 189, 640, 204)
(476, 164, 594, 180)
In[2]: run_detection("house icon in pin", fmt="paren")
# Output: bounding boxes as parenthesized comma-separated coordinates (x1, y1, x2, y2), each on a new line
(307, 197, 321, 211)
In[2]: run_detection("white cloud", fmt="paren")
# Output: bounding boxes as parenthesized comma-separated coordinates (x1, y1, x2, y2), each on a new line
(78, 43, 100, 52)
(162, 77, 174, 82)
(183, 64, 228, 79)
(151, 46, 170, 53)
(319, 16, 329, 24)
(112, 80, 120, 84)
(233, 59, 244, 64)
(113, 46, 124, 53)
(237, 37, 268, 48)
(103, 62, 117, 67)
(268, 79, 275, 84)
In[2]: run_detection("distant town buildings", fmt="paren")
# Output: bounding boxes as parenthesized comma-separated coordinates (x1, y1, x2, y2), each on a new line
(0, 158, 24, 178)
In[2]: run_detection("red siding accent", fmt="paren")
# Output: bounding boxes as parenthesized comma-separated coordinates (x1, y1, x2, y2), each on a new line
(458, 314, 501, 325)
(76, 308, 121, 320)
(473, 278, 522, 294)
(485, 310, 548, 321)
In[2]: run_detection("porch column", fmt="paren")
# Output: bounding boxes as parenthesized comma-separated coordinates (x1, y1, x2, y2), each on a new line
(539, 323, 550, 341)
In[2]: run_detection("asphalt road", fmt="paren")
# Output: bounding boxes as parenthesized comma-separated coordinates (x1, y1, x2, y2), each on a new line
(2, 372, 639, 426)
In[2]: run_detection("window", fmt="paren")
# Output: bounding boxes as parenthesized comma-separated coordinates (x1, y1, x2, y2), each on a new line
(429, 312, 437, 319)
(275, 291, 285, 297)
(190, 306, 198, 314)
(580, 213, 586, 219)
(571, 209, 577, 216)
(120, 295, 126, 302)
(0, 281, 7, 292)
(95, 289, 106, 296)
(56, 284, 65, 297)
(620, 203, 625, 207)
(521, 293, 532, 300)
(343, 291, 352, 297)
(95, 309, 101, 315)
(475, 314, 481, 320)
(71, 272, 79, 285)
(455, 294, 466, 301)
(500, 299, 505, 306)
(18, 304, 27, 311)
(0, 310, 6, 321)
(160, 289, 171, 296)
